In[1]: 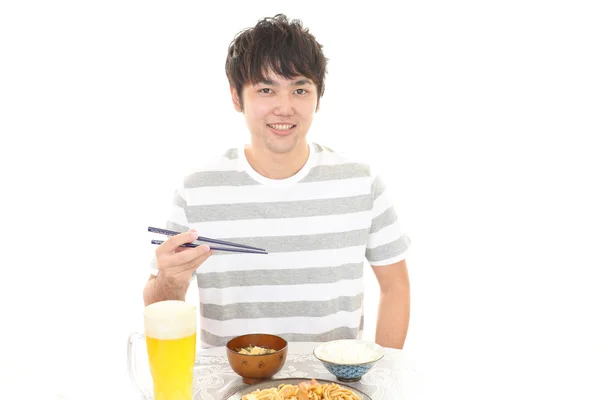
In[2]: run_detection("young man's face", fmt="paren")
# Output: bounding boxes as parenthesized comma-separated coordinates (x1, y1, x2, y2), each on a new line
(231, 70, 319, 155)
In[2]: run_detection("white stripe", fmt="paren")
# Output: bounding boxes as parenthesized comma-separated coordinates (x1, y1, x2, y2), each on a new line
(168, 205, 188, 226)
(372, 190, 395, 218)
(198, 246, 366, 273)
(190, 211, 371, 238)
(200, 309, 363, 337)
(186, 177, 372, 205)
(199, 278, 364, 305)
(178, 187, 190, 204)
(367, 221, 405, 249)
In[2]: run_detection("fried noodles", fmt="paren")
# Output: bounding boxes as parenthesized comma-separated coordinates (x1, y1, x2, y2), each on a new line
(241, 379, 361, 400)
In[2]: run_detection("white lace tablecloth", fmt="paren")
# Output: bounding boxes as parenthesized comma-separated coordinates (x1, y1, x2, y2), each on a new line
(189, 342, 417, 400)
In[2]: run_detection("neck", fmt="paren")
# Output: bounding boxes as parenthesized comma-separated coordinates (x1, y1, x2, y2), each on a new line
(245, 140, 310, 180)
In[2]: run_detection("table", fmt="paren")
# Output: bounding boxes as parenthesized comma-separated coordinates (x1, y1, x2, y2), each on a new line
(189, 342, 418, 400)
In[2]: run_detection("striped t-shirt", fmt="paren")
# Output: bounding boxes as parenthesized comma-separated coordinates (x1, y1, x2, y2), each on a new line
(151, 142, 411, 348)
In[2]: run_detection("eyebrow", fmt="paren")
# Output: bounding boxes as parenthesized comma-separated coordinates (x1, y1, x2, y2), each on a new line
(258, 78, 313, 86)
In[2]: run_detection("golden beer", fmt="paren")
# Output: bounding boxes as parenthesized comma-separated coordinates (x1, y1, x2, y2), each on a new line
(144, 300, 197, 400)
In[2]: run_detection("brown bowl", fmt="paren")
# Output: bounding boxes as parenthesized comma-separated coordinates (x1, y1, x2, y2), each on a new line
(226, 333, 288, 384)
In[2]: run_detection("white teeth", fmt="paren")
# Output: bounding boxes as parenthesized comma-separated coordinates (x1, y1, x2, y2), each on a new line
(269, 124, 294, 131)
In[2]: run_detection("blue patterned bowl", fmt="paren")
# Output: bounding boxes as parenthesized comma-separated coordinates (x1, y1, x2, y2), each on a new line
(313, 340, 385, 382)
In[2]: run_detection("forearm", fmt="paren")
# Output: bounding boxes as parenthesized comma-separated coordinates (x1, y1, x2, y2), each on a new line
(143, 274, 189, 306)
(375, 286, 410, 349)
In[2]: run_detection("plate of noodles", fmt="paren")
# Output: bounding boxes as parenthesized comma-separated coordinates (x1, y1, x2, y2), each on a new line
(226, 377, 372, 400)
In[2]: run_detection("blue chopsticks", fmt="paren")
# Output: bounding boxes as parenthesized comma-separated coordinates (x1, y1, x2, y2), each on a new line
(148, 226, 267, 254)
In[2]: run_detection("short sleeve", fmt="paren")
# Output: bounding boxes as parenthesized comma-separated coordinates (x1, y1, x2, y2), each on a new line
(149, 185, 191, 276)
(365, 174, 411, 266)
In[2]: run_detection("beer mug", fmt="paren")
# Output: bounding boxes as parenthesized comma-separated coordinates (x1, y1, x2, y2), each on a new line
(128, 300, 197, 400)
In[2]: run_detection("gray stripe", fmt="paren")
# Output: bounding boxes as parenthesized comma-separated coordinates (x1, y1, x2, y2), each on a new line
(370, 206, 398, 234)
(201, 326, 361, 347)
(371, 175, 386, 200)
(166, 220, 189, 233)
(172, 191, 186, 209)
(301, 163, 370, 183)
(205, 229, 369, 254)
(201, 294, 363, 321)
(184, 171, 257, 188)
(366, 235, 411, 263)
(313, 143, 333, 153)
(186, 195, 372, 222)
(224, 148, 239, 160)
(359, 315, 364, 331)
(197, 263, 365, 289)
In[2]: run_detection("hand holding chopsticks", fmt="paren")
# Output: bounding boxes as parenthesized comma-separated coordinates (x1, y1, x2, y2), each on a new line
(150, 229, 213, 290)
(148, 226, 268, 255)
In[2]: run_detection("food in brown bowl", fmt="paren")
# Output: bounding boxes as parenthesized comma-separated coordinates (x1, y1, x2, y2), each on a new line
(226, 333, 288, 384)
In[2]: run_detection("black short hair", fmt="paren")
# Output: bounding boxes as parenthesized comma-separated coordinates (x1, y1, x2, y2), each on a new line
(225, 14, 328, 110)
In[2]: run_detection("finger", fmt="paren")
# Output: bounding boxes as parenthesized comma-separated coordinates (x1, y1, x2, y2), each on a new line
(173, 229, 198, 253)
(160, 248, 212, 275)
(170, 244, 211, 265)
(179, 249, 214, 272)
(158, 231, 199, 253)
(174, 246, 189, 253)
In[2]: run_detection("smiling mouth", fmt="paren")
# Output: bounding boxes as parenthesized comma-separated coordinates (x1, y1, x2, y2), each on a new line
(267, 123, 296, 131)
(267, 123, 296, 135)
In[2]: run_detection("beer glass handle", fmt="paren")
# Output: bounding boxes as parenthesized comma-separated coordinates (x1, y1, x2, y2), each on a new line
(127, 332, 151, 400)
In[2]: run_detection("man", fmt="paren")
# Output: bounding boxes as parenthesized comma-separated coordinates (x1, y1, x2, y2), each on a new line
(143, 14, 411, 350)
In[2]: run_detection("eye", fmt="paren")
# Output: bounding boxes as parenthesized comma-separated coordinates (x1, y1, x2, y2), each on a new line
(259, 88, 273, 94)
(294, 88, 308, 95)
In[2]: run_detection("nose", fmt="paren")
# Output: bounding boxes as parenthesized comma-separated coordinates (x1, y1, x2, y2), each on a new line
(273, 93, 295, 116)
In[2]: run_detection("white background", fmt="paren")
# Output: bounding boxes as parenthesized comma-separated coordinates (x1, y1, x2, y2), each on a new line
(1, 1, 599, 399)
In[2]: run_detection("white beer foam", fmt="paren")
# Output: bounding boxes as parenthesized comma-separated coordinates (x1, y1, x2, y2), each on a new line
(145, 300, 197, 340)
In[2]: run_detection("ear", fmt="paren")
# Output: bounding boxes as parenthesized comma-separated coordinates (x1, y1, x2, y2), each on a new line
(230, 86, 242, 112)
